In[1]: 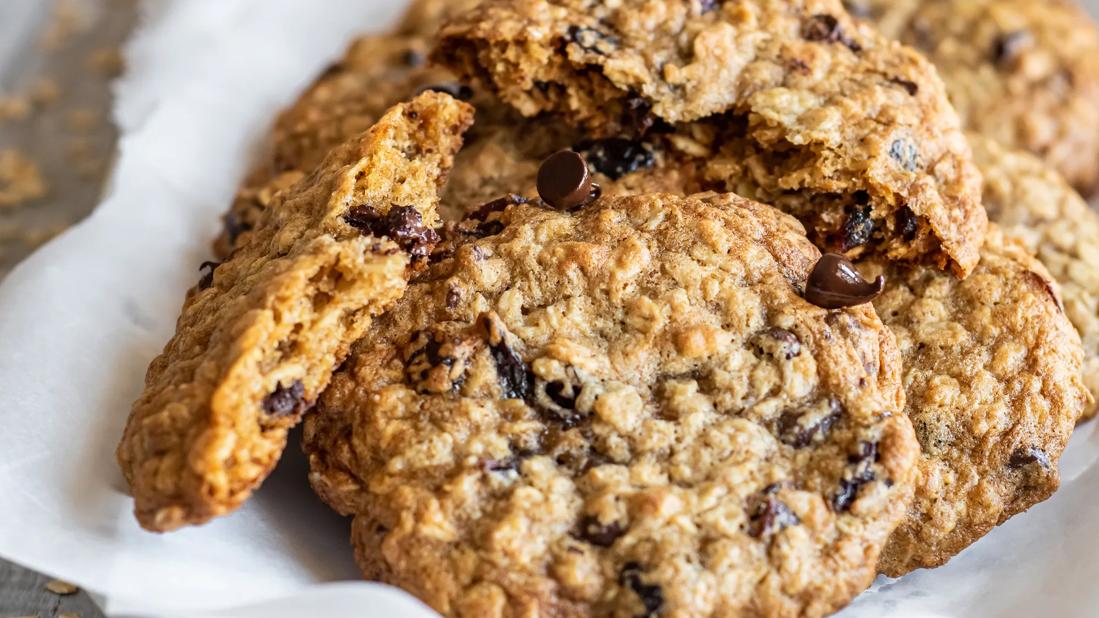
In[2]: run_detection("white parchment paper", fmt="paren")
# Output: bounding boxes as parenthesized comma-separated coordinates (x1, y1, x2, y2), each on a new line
(1, 1, 1099, 616)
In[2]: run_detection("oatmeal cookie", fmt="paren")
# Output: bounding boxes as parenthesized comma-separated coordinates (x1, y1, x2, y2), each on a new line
(863, 226, 1088, 575)
(397, 0, 484, 37)
(853, 0, 1099, 194)
(216, 32, 457, 256)
(436, 0, 987, 276)
(117, 93, 474, 531)
(304, 193, 918, 617)
(968, 135, 1099, 421)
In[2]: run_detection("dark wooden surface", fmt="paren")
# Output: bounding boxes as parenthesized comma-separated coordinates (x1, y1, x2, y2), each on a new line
(0, 560, 105, 618)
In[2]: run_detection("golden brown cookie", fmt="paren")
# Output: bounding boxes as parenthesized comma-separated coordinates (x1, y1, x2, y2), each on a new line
(215, 32, 458, 257)
(305, 193, 919, 617)
(853, 0, 1099, 194)
(116, 93, 473, 531)
(436, 0, 987, 276)
(968, 134, 1099, 421)
(864, 226, 1088, 575)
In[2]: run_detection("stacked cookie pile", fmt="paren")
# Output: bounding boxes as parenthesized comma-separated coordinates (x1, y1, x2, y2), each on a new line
(115, 0, 1099, 616)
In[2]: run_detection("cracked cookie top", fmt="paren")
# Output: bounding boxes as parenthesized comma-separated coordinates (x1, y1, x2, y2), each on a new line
(304, 192, 918, 617)
(436, 0, 987, 276)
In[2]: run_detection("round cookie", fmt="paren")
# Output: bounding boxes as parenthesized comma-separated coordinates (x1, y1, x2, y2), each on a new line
(852, 0, 1099, 194)
(304, 193, 919, 617)
(968, 134, 1099, 421)
(436, 0, 988, 277)
(862, 226, 1088, 575)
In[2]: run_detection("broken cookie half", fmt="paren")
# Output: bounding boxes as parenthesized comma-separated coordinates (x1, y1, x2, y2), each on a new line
(116, 92, 474, 531)
(435, 0, 987, 277)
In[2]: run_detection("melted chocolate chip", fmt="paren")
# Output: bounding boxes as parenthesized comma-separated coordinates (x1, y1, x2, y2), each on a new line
(992, 30, 1032, 66)
(748, 490, 800, 538)
(1009, 447, 1051, 469)
(576, 138, 655, 180)
(418, 82, 474, 101)
(889, 138, 919, 171)
(804, 253, 885, 309)
(198, 261, 220, 290)
(888, 77, 919, 96)
(567, 25, 620, 55)
(344, 205, 440, 259)
(263, 380, 306, 417)
(577, 516, 624, 547)
(803, 14, 862, 52)
(896, 206, 919, 241)
(538, 150, 597, 210)
(833, 441, 878, 512)
(619, 562, 664, 618)
(778, 398, 842, 448)
(841, 204, 874, 250)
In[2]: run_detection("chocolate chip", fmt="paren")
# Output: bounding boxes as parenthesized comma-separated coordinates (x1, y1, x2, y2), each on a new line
(619, 562, 664, 618)
(446, 287, 461, 310)
(575, 138, 655, 180)
(992, 30, 1032, 66)
(889, 138, 919, 171)
(778, 398, 842, 448)
(803, 14, 862, 53)
(537, 150, 598, 210)
(699, 0, 723, 13)
(888, 77, 919, 96)
(263, 380, 306, 417)
(567, 25, 620, 55)
(747, 489, 800, 538)
(417, 82, 474, 101)
(344, 205, 440, 259)
(479, 313, 533, 400)
(841, 204, 874, 250)
(1009, 447, 1051, 469)
(896, 206, 919, 241)
(577, 516, 624, 547)
(833, 441, 878, 512)
(198, 261, 220, 290)
(804, 253, 885, 309)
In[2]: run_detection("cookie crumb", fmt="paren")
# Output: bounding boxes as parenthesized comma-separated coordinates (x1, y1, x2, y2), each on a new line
(29, 78, 62, 106)
(87, 47, 125, 77)
(0, 150, 48, 207)
(0, 95, 32, 123)
(45, 579, 79, 595)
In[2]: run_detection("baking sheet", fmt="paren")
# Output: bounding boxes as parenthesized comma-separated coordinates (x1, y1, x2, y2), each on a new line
(1, 1, 1099, 616)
